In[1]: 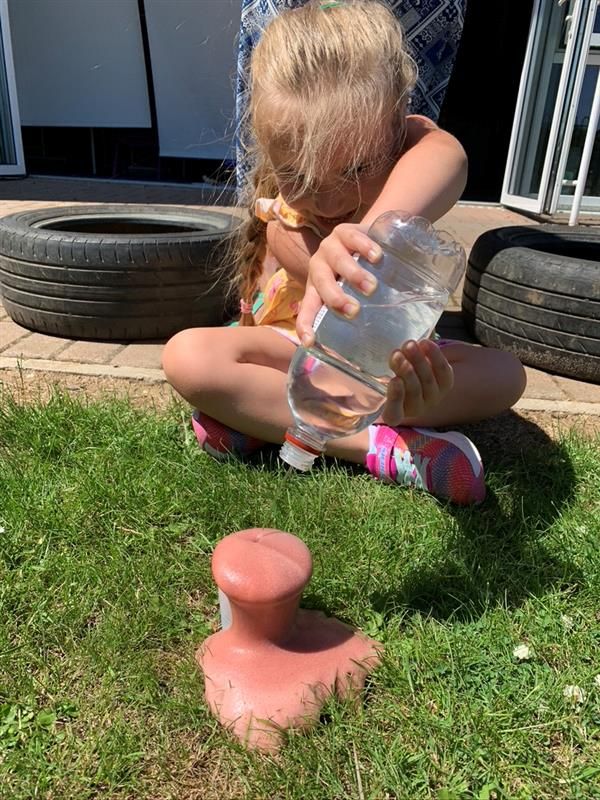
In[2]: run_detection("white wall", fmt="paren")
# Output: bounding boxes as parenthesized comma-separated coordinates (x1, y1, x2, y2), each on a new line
(8, 0, 151, 127)
(144, 0, 241, 160)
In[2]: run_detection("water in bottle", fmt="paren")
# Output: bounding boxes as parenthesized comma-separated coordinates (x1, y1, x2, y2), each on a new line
(279, 211, 465, 471)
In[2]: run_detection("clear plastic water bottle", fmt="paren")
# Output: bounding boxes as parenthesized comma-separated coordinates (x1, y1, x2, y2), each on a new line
(279, 211, 465, 471)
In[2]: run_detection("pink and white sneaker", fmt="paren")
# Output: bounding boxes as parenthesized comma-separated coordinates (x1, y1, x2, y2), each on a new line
(365, 424, 485, 505)
(191, 410, 265, 461)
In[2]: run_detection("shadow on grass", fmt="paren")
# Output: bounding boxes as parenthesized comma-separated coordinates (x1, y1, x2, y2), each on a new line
(367, 410, 582, 621)
(237, 409, 582, 621)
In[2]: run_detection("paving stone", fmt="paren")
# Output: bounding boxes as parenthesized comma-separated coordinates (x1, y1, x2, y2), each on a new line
(60, 340, 126, 364)
(438, 205, 536, 254)
(3, 332, 70, 359)
(0, 318, 31, 350)
(522, 366, 566, 401)
(553, 374, 600, 403)
(109, 343, 164, 370)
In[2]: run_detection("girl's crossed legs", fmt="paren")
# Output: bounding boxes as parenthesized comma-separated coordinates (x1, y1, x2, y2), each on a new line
(162, 326, 526, 503)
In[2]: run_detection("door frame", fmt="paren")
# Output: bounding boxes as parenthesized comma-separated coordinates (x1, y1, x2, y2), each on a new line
(0, 0, 24, 176)
(549, 1, 600, 212)
(501, 0, 591, 213)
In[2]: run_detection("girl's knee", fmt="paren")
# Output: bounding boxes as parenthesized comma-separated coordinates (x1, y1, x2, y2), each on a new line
(503, 350, 527, 405)
(447, 342, 526, 410)
(162, 328, 198, 376)
(485, 348, 527, 407)
(162, 328, 218, 394)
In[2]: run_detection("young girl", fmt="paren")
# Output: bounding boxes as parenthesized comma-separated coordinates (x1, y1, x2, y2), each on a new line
(234, 0, 467, 199)
(163, 0, 526, 506)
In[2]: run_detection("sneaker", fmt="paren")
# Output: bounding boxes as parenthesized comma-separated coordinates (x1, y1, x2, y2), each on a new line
(365, 424, 485, 505)
(191, 410, 265, 461)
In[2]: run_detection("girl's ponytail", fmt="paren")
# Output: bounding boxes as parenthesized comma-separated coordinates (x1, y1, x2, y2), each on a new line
(237, 212, 265, 326)
(234, 154, 278, 326)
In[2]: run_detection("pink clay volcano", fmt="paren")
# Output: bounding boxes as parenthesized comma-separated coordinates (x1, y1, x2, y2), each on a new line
(196, 528, 382, 751)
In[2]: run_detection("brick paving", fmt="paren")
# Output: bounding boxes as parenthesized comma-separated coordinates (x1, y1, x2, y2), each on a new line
(0, 176, 598, 414)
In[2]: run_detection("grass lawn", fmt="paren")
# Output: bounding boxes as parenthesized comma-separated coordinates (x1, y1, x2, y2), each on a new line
(0, 389, 599, 800)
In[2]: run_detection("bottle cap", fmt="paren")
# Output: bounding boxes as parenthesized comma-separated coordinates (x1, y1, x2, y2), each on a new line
(279, 436, 320, 471)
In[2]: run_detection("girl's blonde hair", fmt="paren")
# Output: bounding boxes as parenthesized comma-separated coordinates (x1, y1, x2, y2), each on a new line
(234, 0, 416, 325)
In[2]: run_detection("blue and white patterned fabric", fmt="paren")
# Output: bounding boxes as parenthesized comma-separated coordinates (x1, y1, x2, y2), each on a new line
(235, 0, 467, 199)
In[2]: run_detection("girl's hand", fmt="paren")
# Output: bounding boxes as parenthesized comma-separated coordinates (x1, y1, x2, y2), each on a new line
(382, 339, 454, 425)
(296, 223, 383, 346)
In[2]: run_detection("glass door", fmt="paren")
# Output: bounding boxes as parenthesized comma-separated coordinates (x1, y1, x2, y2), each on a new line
(501, 0, 597, 214)
(551, 2, 600, 213)
(0, 0, 24, 176)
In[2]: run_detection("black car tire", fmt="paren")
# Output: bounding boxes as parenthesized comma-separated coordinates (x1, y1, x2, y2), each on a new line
(0, 204, 239, 340)
(462, 224, 600, 383)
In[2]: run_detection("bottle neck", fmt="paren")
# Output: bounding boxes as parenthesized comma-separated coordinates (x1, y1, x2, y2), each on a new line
(285, 430, 323, 455)
(279, 427, 327, 472)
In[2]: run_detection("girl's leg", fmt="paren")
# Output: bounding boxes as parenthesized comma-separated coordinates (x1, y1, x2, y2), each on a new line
(164, 329, 523, 437)
(163, 325, 382, 463)
(354, 343, 524, 505)
(162, 325, 298, 442)
(399, 342, 527, 428)
(163, 331, 520, 504)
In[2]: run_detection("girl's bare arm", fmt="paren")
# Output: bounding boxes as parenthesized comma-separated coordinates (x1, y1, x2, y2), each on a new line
(265, 221, 320, 286)
(362, 115, 467, 226)
(297, 117, 468, 336)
